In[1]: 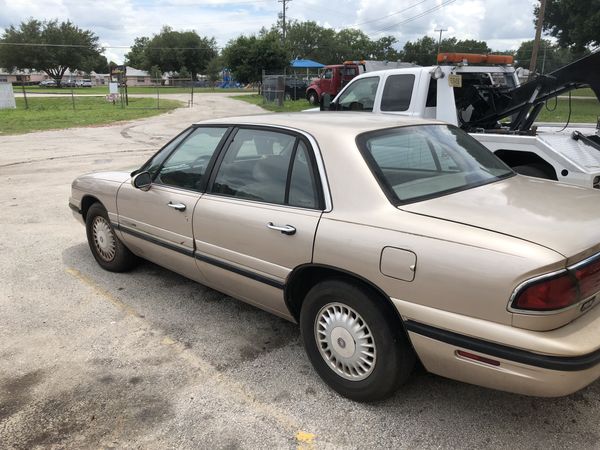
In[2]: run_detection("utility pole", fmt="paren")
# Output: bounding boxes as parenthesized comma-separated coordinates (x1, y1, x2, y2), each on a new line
(434, 27, 447, 56)
(278, 0, 291, 42)
(529, 0, 547, 80)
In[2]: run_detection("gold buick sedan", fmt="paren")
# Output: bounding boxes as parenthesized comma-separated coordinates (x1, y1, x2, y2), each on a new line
(69, 113, 600, 401)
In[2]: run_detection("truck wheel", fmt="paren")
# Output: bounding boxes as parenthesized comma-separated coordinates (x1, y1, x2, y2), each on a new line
(307, 91, 318, 105)
(513, 164, 555, 180)
(300, 279, 415, 402)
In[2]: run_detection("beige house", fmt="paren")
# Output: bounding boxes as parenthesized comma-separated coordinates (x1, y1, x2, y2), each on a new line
(124, 67, 154, 86)
(0, 68, 46, 84)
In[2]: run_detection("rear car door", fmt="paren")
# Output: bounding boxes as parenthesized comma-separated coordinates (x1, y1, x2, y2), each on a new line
(116, 126, 230, 282)
(193, 127, 327, 318)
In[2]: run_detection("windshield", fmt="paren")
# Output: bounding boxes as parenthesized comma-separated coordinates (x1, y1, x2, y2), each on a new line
(357, 125, 514, 204)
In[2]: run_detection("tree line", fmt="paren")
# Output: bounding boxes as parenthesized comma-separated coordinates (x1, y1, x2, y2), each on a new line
(0, 1, 598, 86)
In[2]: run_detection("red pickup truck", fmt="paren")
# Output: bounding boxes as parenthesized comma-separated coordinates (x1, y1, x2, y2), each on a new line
(306, 61, 363, 105)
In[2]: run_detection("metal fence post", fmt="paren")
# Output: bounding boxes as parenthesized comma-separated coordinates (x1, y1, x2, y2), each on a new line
(190, 78, 194, 108)
(21, 79, 29, 110)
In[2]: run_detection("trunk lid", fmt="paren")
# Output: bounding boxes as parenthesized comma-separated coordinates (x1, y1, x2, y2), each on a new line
(400, 175, 600, 261)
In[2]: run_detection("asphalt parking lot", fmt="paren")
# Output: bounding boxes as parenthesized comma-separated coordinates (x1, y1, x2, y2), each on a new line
(1, 93, 599, 449)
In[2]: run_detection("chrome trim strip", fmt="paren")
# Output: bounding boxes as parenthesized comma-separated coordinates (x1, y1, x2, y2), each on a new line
(114, 222, 285, 290)
(193, 251, 284, 289)
(113, 222, 194, 257)
(569, 251, 600, 270)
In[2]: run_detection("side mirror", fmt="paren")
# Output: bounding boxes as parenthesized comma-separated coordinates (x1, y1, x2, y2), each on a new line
(131, 171, 152, 191)
(320, 93, 332, 111)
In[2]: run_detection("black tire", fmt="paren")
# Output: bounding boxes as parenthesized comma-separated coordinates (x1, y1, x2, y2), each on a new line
(307, 90, 318, 105)
(300, 279, 415, 402)
(85, 203, 138, 272)
(512, 164, 555, 180)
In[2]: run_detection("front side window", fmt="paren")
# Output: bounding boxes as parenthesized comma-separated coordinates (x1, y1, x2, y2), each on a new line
(357, 125, 513, 204)
(155, 127, 228, 190)
(211, 128, 322, 208)
(337, 76, 379, 111)
(322, 69, 333, 80)
(142, 127, 194, 178)
(380, 74, 415, 111)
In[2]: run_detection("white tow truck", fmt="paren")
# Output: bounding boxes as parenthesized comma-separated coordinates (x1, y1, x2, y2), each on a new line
(320, 52, 600, 188)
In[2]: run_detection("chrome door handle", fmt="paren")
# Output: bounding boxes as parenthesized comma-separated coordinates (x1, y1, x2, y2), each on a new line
(267, 222, 296, 235)
(167, 202, 186, 211)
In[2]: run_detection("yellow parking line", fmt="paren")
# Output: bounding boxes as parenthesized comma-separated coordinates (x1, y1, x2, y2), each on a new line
(296, 430, 317, 449)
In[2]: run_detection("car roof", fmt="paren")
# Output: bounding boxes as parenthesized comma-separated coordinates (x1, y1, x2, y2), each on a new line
(196, 112, 442, 136)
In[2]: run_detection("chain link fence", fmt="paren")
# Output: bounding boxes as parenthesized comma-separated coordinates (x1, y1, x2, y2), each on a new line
(13, 76, 202, 111)
(261, 70, 311, 106)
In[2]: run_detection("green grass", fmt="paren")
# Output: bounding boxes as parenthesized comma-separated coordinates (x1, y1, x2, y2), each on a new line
(23, 86, 253, 95)
(232, 94, 312, 112)
(536, 97, 600, 123)
(0, 96, 184, 135)
(572, 88, 596, 98)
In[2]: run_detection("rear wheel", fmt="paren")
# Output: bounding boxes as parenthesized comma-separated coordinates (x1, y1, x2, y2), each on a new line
(300, 279, 415, 402)
(85, 203, 138, 272)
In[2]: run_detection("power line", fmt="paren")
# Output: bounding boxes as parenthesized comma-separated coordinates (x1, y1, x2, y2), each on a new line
(354, 0, 432, 26)
(369, 0, 458, 35)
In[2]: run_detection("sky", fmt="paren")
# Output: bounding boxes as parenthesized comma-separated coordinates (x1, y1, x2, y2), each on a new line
(0, 0, 540, 64)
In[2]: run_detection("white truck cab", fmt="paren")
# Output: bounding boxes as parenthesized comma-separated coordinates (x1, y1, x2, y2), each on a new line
(324, 52, 600, 189)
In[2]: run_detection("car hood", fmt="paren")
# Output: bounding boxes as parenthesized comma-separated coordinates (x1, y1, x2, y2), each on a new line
(77, 171, 132, 183)
(400, 175, 600, 260)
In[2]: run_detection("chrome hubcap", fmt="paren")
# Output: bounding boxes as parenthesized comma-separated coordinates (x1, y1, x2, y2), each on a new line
(315, 302, 376, 381)
(92, 216, 116, 261)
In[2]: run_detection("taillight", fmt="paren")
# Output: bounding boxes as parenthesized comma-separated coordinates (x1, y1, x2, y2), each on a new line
(574, 257, 600, 299)
(512, 255, 600, 312)
(512, 273, 578, 311)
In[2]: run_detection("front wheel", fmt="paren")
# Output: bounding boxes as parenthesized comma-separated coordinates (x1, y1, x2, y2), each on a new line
(85, 203, 138, 272)
(307, 91, 319, 105)
(300, 279, 415, 402)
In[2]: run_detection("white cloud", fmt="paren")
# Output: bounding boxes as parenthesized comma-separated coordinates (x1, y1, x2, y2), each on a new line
(0, 0, 542, 63)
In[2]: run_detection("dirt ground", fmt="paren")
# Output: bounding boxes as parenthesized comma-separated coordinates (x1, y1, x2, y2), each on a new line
(1, 94, 599, 449)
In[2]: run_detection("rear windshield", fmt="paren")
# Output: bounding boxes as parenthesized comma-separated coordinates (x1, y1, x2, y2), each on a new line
(357, 125, 514, 204)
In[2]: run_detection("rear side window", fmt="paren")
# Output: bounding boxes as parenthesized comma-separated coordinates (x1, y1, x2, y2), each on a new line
(210, 129, 322, 209)
(381, 74, 415, 111)
(288, 141, 319, 209)
(212, 129, 295, 204)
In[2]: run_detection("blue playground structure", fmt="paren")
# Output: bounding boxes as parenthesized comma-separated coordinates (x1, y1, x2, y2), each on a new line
(218, 68, 241, 88)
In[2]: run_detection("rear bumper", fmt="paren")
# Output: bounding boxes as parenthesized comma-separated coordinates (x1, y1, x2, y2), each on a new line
(393, 298, 600, 397)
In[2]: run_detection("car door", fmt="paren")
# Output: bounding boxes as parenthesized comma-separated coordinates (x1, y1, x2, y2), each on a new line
(116, 126, 230, 282)
(193, 127, 327, 319)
